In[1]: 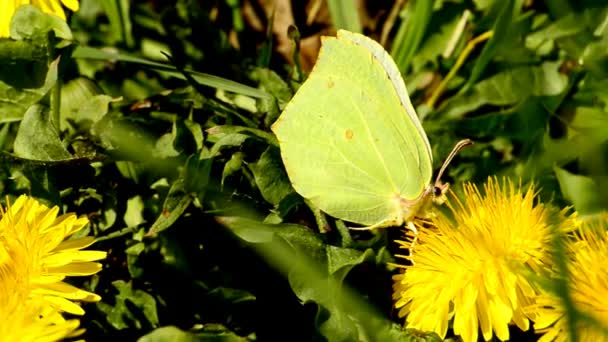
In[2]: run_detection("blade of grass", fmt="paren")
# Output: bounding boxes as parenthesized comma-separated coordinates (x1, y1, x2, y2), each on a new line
(390, 0, 434, 74)
(442, 9, 471, 59)
(99, 0, 133, 47)
(72, 46, 271, 99)
(380, 0, 405, 46)
(460, 0, 515, 93)
(327, 0, 362, 33)
(426, 30, 493, 109)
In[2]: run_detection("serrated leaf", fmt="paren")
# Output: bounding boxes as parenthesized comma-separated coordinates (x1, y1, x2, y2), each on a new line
(147, 178, 192, 236)
(250, 68, 293, 127)
(205, 133, 248, 158)
(206, 125, 278, 146)
(248, 147, 292, 206)
(443, 62, 567, 118)
(10, 5, 72, 40)
(214, 216, 278, 244)
(222, 151, 244, 186)
(554, 166, 603, 215)
(0, 58, 58, 123)
(326, 246, 372, 275)
(456, 97, 551, 148)
(137, 326, 196, 342)
(60, 77, 113, 130)
(125, 196, 145, 227)
(154, 133, 181, 158)
(215, 216, 400, 341)
(14, 104, 73, 161)
(97, 280, 159, 330)
(251, 68, 293, 105)
(184, 119, 204, 150)
(0, 36, 48, 60)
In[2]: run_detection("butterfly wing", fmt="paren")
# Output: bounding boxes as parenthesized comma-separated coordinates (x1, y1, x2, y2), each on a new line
(272, 30, 433, 226)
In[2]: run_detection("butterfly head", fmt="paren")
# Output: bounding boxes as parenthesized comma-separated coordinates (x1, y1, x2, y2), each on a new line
(431, 139, 473, 205)
(432, 182, 449, 205)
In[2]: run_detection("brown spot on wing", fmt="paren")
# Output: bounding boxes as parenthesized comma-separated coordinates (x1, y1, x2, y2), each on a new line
(326, 79, 334, 88)
(345, 129, 354, 140)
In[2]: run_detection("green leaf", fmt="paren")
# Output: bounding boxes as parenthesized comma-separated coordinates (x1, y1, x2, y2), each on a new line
(443, 62, 568, 118)
(147, 178, 193, 236)
(172, 120, 198, 155)
(248, 147, 293, 206)
(14, 104, 73, 161)
(10, 5, 72, 40)
(568, 106, 608, 143)
(137, 326, 196, 342)
(250, 67, 294, 127)
(221, 151, 244, 186)
(126, 242, 146, 279)
(554, 166, 603, 215)
(250, 68, 293, 106)
(125, 195, 146, 227)
(184, 119, 204, 151)
(526, 12, 587, 50)
(206, 125, 278, 147)
(139, 324, 248, 342)
(206, 133, 249, 158)
(456, 97, 551, 148)
(0, 58, 58, 124)
(215, 216, 280, 244)
(97, 280, 159, 330)
(326, 246, 371, 275)
(175, 323, 252, 342)
(0, 36, 48, 61)
(215, 216, 404, 340)
(60, 77, 113, 130)
(154, 133, 181, 158)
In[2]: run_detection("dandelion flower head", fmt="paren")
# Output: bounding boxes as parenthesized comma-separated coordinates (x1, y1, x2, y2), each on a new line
(531, 216, 608, 342)
(0, 195, 106, 316)
(0, 0, 79, 37)
(392, 177, 577, 342)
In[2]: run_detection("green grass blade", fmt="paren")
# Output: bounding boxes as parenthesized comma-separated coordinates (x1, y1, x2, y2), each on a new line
(72, 46, 271, 99)
(327, 0, 362, 32)
(460, 0, 515, 93)
(390, 0, 434, 74)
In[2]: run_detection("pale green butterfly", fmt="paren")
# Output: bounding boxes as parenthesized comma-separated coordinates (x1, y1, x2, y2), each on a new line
(271, 29, 470, 239)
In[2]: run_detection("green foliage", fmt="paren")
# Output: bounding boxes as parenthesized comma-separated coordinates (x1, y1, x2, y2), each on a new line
(1, 1, 607, 341)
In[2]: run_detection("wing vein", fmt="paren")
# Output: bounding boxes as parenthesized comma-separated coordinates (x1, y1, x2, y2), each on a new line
(348, 90, 398, 193)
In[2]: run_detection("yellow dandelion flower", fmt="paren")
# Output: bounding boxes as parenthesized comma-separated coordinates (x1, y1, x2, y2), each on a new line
(392, 177, 577, 342)
(0, 195, 106, 316)
(0, 0, 79, 37)
(0, 228, 82, 342)
(531, 216, 608, 341)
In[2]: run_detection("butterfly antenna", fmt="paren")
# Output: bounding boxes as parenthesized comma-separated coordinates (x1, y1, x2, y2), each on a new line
(434, 139, 473, 187)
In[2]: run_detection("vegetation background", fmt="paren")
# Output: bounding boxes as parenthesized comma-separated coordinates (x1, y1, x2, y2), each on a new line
(2, 0, 607, 340)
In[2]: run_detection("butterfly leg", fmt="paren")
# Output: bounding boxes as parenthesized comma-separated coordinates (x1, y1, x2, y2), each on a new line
(406, 221, 418, 264)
